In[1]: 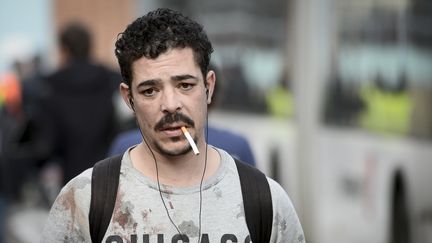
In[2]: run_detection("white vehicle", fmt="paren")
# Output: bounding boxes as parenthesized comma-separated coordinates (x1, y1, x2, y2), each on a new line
(210, 1, 432, 242)
(210, 109, 432, 243)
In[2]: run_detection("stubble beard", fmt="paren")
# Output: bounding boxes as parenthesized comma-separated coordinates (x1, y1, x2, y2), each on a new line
(153, 136, 194, 157)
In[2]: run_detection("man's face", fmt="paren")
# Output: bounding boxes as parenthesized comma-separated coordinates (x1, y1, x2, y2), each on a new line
(120, 48, 215, 157)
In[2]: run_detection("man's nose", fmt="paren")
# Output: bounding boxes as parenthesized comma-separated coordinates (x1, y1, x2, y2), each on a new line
(160, 89, 182, 113)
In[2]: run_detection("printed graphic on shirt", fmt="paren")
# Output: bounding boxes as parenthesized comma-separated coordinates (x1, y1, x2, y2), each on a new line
(106, 185, 251, 243)
(105, 233, 252, 243)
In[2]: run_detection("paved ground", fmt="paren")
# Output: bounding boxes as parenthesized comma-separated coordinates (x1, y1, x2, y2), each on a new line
(6, 205, 49, 243)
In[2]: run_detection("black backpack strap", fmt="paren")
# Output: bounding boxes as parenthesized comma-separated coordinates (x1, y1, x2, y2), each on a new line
(89, 155, 122, 243)
(235, 158, 273, 243)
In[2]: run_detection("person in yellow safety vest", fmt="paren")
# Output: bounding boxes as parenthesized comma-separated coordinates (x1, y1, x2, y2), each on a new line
(359, 75, 411, 135)
(266, 77, 294, 118)
(0, 72, 22, 116)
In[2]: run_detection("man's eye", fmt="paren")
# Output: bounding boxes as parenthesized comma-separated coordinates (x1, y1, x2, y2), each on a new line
(179, 83, 194, 91)
(141, 88, 156, 97)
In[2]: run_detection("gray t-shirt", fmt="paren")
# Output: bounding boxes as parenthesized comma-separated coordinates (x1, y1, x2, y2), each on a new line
(41, 147, 305, 243)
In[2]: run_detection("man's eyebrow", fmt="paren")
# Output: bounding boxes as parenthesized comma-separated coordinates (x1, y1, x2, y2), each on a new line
(171, 74, 199, 81)
(135, 75, 198, 89)
(136, 79, 160, 88)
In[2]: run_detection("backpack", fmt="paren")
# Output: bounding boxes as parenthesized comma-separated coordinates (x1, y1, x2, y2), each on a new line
(89, 155, 273, 243)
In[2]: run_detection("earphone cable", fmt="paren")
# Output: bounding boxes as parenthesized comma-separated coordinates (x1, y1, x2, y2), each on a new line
(197, 109, 209, 243)
(141, 137, 183, 235)
(138, 120, 207, 243)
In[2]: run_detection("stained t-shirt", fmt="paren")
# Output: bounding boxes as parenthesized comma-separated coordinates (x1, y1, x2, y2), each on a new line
(40, 147, 305, 243)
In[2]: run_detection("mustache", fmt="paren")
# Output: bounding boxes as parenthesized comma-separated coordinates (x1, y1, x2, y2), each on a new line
(154, 112, 195, 131)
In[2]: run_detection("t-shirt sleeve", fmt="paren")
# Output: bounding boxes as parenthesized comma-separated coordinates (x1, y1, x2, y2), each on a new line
(40, 169, 93, 243)
(268, 178, 306, 243)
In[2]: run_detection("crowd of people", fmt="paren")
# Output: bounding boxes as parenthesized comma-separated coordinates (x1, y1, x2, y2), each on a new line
(0, 22, 121, 243)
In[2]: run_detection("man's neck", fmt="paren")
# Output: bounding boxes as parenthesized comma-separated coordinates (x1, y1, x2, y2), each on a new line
(129, 143, 220, 187)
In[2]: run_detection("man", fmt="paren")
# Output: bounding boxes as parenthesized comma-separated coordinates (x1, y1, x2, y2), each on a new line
(41, 8, 304, 243)
(42, 23, 119, 184)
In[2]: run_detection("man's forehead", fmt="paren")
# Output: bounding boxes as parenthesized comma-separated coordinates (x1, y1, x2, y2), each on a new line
(131, 48, 202, 84)
(134, 47, 196, 66)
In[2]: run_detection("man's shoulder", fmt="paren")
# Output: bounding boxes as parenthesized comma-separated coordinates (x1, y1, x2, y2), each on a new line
(41, 168, 94, 242)
(68, 167, 93, 182)
(265, 177, 299, 216)
(61, 168, 93, 196)
(265, 179, 305, 242)
(266, 177, 289, 199)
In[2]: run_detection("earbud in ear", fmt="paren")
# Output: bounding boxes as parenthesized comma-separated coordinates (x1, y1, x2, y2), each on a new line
(205, 88, 211, 105)
(129, 98, 135, 111)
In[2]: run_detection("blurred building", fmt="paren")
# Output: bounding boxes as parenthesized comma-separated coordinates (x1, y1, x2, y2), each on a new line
(53, 0, 135, 68)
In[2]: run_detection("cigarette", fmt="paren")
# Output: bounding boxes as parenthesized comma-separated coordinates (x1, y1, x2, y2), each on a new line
(181, 126, 200, 155)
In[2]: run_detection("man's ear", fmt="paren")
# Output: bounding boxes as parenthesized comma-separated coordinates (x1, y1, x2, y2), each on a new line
(205, 70, 216, 104)
(119, 82, 134, 112)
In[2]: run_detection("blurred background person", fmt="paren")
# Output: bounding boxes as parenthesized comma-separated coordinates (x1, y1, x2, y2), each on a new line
(41, 23, 120, 185)
(0, 58, 52, 205)
(265, 70, 295, 118)
(0, 71, 22, 243)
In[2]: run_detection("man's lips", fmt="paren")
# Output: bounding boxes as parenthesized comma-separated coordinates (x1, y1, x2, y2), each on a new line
(159, 125, 185, 137)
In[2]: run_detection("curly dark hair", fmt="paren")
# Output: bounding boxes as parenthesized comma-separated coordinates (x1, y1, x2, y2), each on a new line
(115, 8, 214, 87)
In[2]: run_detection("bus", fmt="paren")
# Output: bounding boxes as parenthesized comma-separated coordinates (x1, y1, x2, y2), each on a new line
(210, 0, 432, 242)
